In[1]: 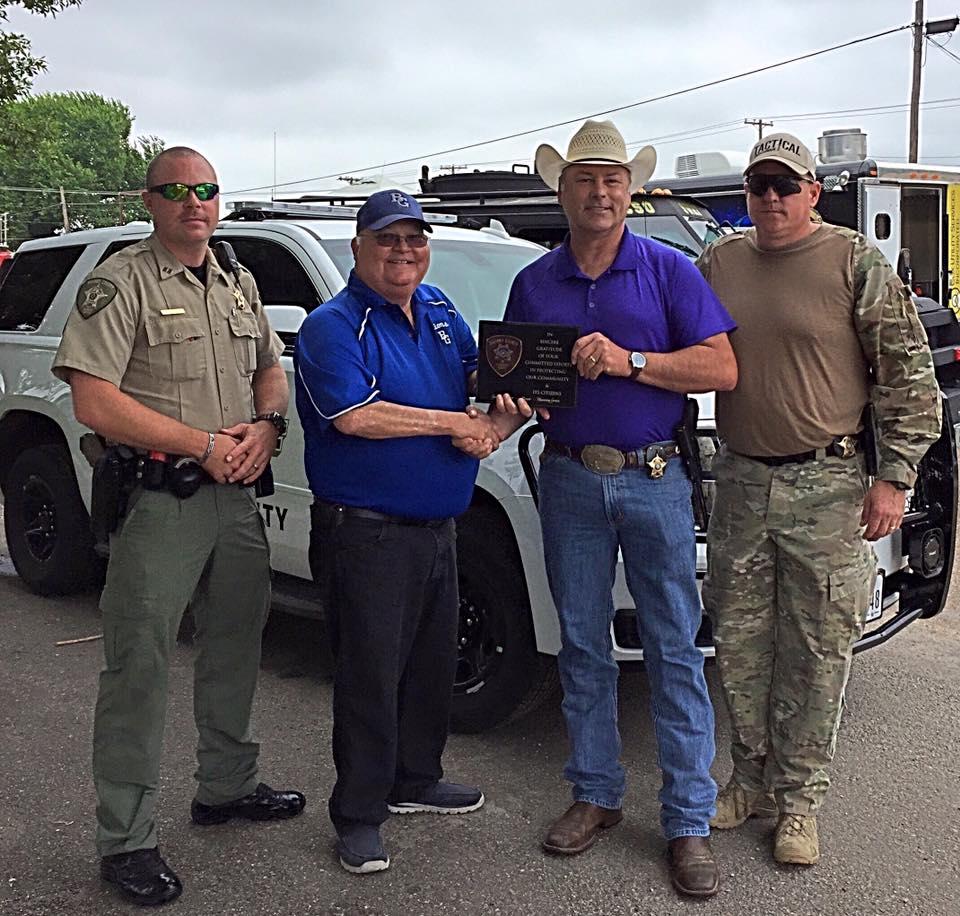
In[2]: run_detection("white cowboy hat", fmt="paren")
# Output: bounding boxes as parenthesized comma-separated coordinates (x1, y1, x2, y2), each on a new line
(535, 119, 657, 193)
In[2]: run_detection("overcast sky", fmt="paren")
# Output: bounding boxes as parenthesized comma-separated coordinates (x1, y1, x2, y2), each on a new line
(8, 0, 960, 204)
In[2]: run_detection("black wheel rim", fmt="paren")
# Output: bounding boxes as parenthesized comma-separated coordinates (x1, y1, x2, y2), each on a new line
(20, 474, 58, 562)
(455, 575, 506, 694)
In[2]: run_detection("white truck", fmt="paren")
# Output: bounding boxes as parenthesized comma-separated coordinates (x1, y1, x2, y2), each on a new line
(0, 200, 956, 734)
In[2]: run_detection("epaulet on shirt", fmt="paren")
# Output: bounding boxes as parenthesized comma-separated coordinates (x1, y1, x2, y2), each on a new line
(92, 240, 152, 283)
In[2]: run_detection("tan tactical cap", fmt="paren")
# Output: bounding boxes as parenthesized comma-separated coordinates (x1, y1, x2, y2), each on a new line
(745, 132, 816, 179)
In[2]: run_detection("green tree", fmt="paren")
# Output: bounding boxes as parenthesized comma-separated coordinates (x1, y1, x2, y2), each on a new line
(0, 91, 164, 247)
(0, 1, 83, 104)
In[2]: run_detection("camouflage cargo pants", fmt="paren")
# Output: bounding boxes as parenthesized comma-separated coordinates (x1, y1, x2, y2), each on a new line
(702, 447, 876, 815)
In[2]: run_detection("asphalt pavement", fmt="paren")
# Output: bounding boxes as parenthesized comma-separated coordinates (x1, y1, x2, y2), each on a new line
(1, 517, 958, 916)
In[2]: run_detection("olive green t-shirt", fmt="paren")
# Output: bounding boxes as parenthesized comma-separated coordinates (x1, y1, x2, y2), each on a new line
(698, 224, 869, 456)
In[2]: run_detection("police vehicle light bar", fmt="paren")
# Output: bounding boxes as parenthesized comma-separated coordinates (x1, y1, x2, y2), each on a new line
(227, 200, 359, 218)
(226, 200, 457, 223)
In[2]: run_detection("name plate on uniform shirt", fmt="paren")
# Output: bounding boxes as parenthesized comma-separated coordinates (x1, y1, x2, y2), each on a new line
(476, 320, 579, 407)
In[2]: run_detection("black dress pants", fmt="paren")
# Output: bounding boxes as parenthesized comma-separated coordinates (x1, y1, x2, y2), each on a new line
(309, 503, 459, 829)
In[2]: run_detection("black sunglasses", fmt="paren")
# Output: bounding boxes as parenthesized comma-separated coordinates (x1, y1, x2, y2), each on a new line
(148, 182, 220, 202)
(744, 174, 809, 197)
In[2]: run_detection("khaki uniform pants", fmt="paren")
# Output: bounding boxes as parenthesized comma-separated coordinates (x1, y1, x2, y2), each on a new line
(703, 448, 876, 815)
(93, 485, 271, 856)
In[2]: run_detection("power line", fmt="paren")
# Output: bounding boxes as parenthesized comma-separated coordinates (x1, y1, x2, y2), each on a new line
(0, 184, 142, 196)
(928, 36, 960, 66)
(223, 23, 912, 196)
(768, 95, 960, 121)
(298, 92, 960, 193)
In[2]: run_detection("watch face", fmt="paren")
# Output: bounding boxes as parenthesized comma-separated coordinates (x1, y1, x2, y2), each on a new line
(630, 351, 646, 370)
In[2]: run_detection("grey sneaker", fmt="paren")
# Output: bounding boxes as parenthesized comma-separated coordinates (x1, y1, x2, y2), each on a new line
(336, 825, 390, 875)
(387, 781, 484, 815)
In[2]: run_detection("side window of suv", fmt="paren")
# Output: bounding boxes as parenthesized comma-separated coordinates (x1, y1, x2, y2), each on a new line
(215, 236, 322, 311)
(97, 239, 141, 264)
(0, 245, 86, 331)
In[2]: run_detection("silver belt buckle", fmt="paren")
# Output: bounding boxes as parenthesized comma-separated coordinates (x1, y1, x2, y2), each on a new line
(580, 444, 625, 475)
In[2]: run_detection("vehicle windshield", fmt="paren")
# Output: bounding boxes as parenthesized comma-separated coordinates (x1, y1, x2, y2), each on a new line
(318, 237, 542, 329)
(684, 216, 723, 246)
(626, 215, 705, 259)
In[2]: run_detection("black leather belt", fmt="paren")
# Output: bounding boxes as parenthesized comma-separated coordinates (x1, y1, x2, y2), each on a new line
(544, 438, 680, 477)
(319, 501, 448, 529)
(740, 434, 860, 467)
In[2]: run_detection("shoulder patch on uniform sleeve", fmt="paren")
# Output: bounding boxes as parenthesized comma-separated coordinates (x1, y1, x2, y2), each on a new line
(76, 278, 119, 319)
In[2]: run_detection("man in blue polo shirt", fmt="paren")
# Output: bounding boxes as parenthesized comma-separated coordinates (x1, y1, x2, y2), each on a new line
(490, 121, 737, 898)
(295, 190, 499, 875)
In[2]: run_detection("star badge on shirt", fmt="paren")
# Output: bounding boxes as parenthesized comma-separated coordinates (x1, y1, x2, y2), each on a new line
(76, 278, 119, 319)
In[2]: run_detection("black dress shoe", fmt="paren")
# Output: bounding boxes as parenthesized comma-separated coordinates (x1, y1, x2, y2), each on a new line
(100, 848, 182, 907)
(190, 782, 306, 826)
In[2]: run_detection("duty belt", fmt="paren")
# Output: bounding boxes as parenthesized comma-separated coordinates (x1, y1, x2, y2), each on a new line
(544, 438, 680, 478)
(739, 434, 860, 467)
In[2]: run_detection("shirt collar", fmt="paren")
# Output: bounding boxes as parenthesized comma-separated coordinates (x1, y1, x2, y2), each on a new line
(555, 227, 639, 280)
(347, 270, 431, 312)
(147, 233, 222, 287)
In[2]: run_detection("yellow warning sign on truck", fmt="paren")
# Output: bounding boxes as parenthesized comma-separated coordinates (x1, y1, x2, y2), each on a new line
(948, 184, 960, 318)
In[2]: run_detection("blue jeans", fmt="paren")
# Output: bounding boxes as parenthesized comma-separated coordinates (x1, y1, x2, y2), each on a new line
(538, 452, 716, 839)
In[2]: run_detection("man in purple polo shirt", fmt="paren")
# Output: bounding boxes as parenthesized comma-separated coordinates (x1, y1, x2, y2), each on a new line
(489, 120, 737, 898)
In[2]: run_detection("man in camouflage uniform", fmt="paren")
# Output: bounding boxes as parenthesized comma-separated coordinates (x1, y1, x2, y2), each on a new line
(696, 133, 941, 866)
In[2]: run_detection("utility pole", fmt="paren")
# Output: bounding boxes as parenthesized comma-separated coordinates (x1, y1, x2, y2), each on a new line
(907, 3, 959, 162)
(908, 0, 924, 162)
(744, 118, 773, 141)
(58, 186, 70, 233)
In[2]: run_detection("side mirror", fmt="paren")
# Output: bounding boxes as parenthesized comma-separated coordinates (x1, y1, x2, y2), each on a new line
(264, 304, 308, 334)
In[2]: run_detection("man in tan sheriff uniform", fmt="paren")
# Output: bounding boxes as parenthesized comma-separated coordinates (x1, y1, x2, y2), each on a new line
(53, 146, 305, 907)
(696, 133, 941, 868)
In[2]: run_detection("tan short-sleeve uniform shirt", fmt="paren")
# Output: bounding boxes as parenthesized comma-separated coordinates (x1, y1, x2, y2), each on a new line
(53, 234, 284, 432)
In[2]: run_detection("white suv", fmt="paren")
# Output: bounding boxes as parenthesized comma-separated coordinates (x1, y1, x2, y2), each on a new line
(0, 202, 955, 733)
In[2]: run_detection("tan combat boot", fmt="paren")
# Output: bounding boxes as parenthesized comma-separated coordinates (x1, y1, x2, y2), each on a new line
(710, 779, 778, 829)
(773, 813, 820, 865)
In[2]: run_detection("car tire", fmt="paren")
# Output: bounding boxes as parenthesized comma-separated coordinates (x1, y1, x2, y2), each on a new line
(4, 443, 102, 595)
(450, 505, 558, 733)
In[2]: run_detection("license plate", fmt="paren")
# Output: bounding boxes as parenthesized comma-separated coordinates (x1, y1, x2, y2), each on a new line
(865, 571, 884, 623)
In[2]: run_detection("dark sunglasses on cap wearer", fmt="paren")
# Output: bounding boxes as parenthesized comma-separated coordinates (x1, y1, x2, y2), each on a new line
(363, 231, 429, 249)
(744, 173, 811, 198)
(148, 182, 220, 202)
